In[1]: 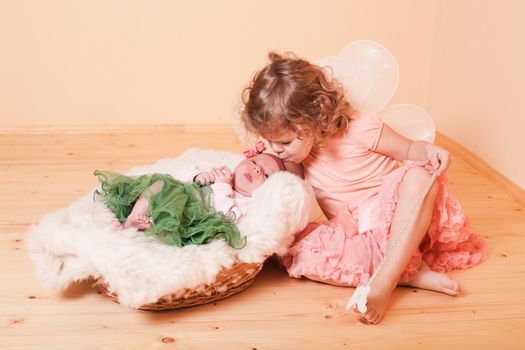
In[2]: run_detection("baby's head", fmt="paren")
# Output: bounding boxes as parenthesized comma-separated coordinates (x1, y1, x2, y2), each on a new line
(241, 52, 353, 162)
(233, 152, 285, 197)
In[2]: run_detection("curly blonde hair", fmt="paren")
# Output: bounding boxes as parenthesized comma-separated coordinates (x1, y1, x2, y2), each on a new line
(241, 52, 353, 145)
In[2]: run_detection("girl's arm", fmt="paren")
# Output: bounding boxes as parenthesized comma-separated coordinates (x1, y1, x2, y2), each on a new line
(375, 124, 450, 175)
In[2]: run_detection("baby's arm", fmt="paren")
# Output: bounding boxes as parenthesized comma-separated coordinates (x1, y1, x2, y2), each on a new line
(208, 166, 244, 222)
(174, 165, 219, 185)
(210, 183, 244, 222)
(176, 165, 243, 220)
(194, 171, 215, 185)
(376, 124, 450, 175)
(173, 165, 207, 183)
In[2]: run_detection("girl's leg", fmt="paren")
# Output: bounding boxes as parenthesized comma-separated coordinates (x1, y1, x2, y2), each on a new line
(123, 180, 164, 230)
(354, 167, 458, 324)
(304, 274, 350, 287)
(400, 262, 460, 295)
(306, 262, 459, 294)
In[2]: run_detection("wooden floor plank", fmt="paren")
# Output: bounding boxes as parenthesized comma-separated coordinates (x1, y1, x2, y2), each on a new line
(1, 130, 524, 349)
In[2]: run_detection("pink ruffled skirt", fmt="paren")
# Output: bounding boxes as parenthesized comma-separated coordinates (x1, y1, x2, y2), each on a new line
(281, 163, 488, 286)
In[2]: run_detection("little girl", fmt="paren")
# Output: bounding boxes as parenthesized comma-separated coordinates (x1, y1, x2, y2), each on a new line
(94, 144, 285, 248)
(241, 52, 487, 324)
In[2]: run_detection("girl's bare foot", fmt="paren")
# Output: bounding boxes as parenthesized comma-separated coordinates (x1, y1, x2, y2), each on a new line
(352, 281, 392, 324)
(124, 214, 153, 230)
(405, 263, 461, 296)
(352, 263, 460, 325)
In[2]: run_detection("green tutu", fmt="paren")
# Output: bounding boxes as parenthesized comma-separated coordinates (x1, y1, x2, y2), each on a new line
(93, 170, 246, 249)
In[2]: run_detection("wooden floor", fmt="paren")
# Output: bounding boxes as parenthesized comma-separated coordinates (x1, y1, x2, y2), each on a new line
(1, 128, 524, 349)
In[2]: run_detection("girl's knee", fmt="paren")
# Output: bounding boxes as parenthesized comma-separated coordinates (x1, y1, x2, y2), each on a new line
(403, 167, 430, 185)
(402, 167, 438, 199)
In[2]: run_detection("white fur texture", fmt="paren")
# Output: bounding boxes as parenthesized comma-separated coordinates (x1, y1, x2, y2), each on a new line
(26, 149, 315, 308)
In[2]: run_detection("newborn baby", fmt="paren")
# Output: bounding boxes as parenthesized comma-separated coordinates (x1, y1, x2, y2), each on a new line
(94, 142, 286, 247)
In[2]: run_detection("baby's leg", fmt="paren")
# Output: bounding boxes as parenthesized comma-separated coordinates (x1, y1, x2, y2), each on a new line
(124, 179, 164, 230)
(353, 167, 439, 324)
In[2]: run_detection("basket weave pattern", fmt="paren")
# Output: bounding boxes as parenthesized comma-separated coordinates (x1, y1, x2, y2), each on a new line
(98, 262, 263, 310)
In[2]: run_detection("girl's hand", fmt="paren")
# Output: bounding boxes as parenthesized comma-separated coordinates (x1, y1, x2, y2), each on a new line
(195, 171, 215, 185)
(211, 166, 233, 185)
(424, 143, 450, 175)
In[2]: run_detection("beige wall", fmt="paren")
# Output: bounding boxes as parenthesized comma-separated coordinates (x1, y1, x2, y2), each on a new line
(1, 0, 523, 189)
(0, 0, 434, 126)
(426, 0, 525, 190)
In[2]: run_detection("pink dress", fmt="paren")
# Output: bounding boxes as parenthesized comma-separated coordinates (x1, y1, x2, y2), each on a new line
(281, 111, 487, 285)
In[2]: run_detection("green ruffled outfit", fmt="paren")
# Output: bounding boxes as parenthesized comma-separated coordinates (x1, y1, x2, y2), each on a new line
(93, 170, 246, 249)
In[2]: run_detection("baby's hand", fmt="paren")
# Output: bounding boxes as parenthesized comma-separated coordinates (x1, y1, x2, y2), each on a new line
(211, 166, 233, 185)
(425, 144, 450, 175)
(194, 171, 215, 185)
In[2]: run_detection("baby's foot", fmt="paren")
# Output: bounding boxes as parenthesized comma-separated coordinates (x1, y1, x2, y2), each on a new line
(113, 220, 124, 230)
(352, 282, 392, 324)
(124, 214, 153, 231)
(407, 263, 461, 296)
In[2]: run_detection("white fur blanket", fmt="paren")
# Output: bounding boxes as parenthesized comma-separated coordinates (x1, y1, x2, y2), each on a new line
(27, 149, 315, 308)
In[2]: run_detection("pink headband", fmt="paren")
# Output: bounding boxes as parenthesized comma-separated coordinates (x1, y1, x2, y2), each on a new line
(243, 140, 266, 158)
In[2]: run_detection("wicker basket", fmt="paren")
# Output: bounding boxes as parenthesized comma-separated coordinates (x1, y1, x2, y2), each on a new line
(97, 262, 263, 310)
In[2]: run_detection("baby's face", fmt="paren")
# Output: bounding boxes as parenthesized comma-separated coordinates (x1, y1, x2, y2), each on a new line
(233, 153, 283, 197)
